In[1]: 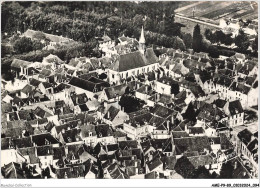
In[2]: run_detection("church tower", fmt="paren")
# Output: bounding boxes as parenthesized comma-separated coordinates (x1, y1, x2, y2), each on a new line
(139, 26, 146, 55)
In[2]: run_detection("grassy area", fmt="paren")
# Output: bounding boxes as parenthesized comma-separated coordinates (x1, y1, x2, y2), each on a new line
(176, 1, 257, 22)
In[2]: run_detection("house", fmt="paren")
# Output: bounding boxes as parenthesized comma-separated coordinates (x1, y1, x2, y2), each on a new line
(103, 106, 129, 127)
(1, 138, 26, 167)
(68, 77, 110, 98)
(10, 58, 32, 78)
(98, 84, 127, 102)
(222, 100, 244, 127)
(95, 124, 115, 145)
(236, 129, 258, 177)
(173, 136, 212, 158)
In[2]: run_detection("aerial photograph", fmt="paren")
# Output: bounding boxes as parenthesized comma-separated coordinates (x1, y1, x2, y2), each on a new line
(1, 1, 258, 182)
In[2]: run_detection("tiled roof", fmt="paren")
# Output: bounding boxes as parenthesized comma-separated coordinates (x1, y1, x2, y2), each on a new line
(11, 59, 32, 68)
(173, 136, 212, 155)
(228, 100, 243, 116)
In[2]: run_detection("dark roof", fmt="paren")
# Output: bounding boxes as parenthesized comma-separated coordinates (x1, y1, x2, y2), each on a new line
(53, 147, 66, 160)
(147, 158, 163, 171)
(95, 124, 113, 138)
(228, 100, 243, 116)
(229, 82, 251, 94)
(151, 104, 175, 118)
(237, 129, 253, 146)
(173, 136, 212, 155)
(29, 78, 41, 87)
(213, 99, 227, 108)
(62, 128, 82, 143)
(104, 106, 120, 121)
(189, 127, 204, 135)
(71, 93, 88, 105)
(2, 162, 25, 179)
(34, 107, 52, 118)
(31, 133, 59, 146)
(104, 84, 127, 100)
(69, 77, 110, 92)
(2, 103, 13, 114)
(187, 155, 214, 168)
(21, 84, 33, 95)
(13, 137, 33, 148)
(118, 140, 138, 150)
(1, 137, 12, 150)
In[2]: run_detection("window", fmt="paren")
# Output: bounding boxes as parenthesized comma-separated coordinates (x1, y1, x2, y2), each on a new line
(112, 74, 115, 79)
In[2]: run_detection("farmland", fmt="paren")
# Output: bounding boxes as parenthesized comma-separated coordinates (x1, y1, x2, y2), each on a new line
(175, 1, 258, 22)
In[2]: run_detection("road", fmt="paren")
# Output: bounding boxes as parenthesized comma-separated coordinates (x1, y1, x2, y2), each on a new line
(175, 13, 222, 29)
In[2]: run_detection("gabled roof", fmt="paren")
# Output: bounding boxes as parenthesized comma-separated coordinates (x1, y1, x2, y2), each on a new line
(11, 59, 32, 69)
(29, 78, 41, 87)
(34, 106, 52, 118)
(147, 158, 163, 171)
(237, 129, 253, 146)
(95, 124, 113, 138)
(31, 133, 59, 146)
(104, 84, 127, 100)
(69, 77, 109, 92)
(151, 104, 175, 118)
(2, 103, 13, 114)
(104, 106, 120, 121)
(2, 162, 25, 179)
(228, 100, 243, 115)
(21, 84, 33, 95)
(173, 136, 212, 155)
(187, 155, 214, 168)
(118, 140, 138, 150)
(229, 82, 251, 95)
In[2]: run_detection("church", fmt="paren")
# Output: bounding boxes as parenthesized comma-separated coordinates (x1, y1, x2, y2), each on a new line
(107, 27, 159, 85)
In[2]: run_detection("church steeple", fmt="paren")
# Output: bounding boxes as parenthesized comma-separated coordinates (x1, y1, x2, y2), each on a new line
(139, 26, 145, 55)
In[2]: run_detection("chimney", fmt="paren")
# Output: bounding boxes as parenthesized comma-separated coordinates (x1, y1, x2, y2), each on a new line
(246, 64, 249, 70)
(233, 63, 235, 71)
(145, 85, 148, 94)
(171, 115, 174, 124)
(185, 125, 188, 133)
(76, 96, 79, 104)
(107, 111, 110, 119)
(234, 161, 237, 169)
(167, 120, 170, 132)
(35, 147, 38, 157)
(104, 101, 108, 109)
(156, 93, 160, 102)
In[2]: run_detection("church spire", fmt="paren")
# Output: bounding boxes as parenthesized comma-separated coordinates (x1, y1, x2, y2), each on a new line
(139, 26, 145, 55)
(139, 26, 145, 44)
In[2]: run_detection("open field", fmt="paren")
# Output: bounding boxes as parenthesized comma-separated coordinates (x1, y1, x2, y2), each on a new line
(176, 1, 258, 22)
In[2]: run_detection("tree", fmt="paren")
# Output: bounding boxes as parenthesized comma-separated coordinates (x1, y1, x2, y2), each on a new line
(219, 161, 234, 179)
(170, 82, 180, 95)
(182, 33, 192, 49)
(32, 40, 44, 52)
(119, 94, 145, 113)
(234, 29, 250, 52)
(173, 36, 186, 51)
(174, 156, 196, 178)
(182, 102, 196, 122)
(192, 166, 212, 179)
(192, 24, 203, 52)
(33, 31, 47, 41)
(13, 37, 33, 54)
(252, 35, 258, 55)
